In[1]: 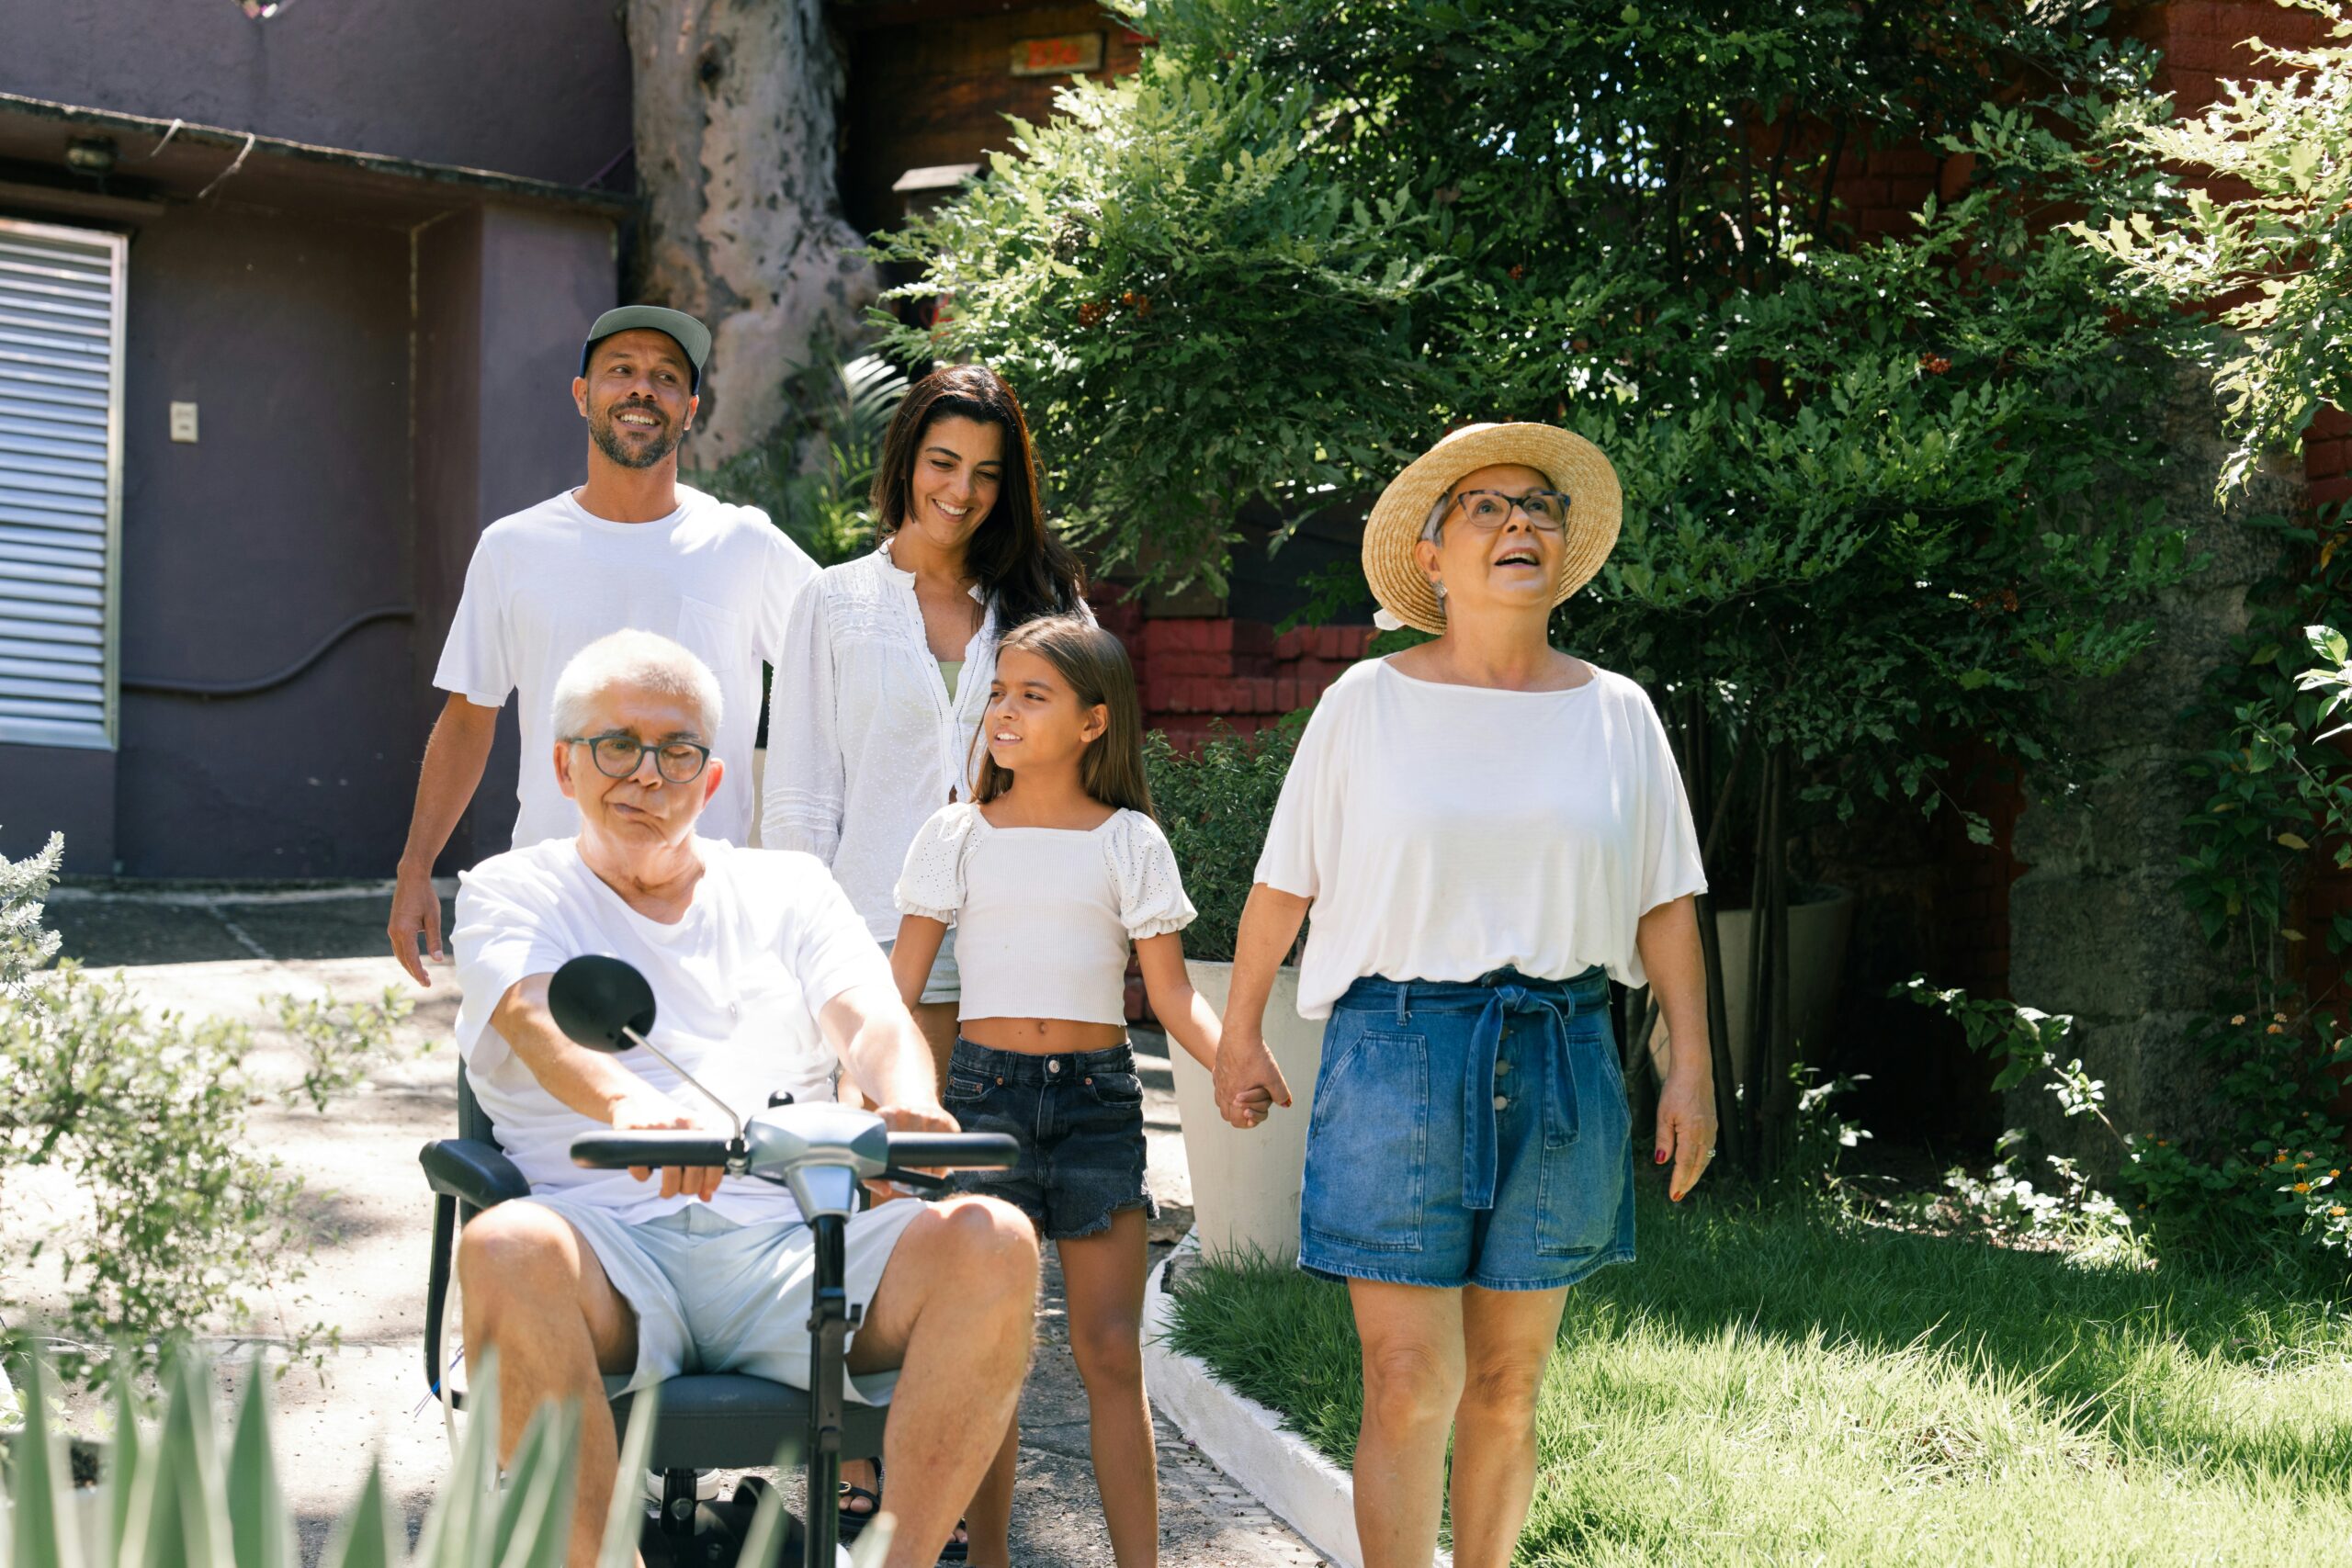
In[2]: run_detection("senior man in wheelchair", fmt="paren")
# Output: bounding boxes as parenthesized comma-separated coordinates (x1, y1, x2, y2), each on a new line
(447, 628, 1039, 1568)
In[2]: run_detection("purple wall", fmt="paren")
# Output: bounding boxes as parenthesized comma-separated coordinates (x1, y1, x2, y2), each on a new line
(110, 204, 419, 877)
(3, 1, 632, 187)
(414, 205, 618, 873)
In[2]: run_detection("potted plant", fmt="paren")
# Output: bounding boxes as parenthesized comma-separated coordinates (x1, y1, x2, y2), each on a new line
(1146, 719, 1319, 1263)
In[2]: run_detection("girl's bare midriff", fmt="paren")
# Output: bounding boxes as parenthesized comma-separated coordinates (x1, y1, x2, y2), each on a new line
(961, 1015, 1128, 1053)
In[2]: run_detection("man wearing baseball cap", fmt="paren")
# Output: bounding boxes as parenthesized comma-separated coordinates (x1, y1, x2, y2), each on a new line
(387, 306, 820, 985)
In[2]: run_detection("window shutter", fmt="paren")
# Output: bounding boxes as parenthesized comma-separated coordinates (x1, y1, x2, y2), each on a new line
(0, 217, 125, 750)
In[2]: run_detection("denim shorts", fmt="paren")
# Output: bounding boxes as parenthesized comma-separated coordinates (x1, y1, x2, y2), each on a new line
(881, 925, 960, 1005)
(942, 1039, 1159, 1240)
(1299, 967, 1634, 1292)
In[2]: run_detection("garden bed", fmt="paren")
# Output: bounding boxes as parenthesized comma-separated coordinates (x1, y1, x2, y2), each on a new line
(1159, 1185, 2352, 1562)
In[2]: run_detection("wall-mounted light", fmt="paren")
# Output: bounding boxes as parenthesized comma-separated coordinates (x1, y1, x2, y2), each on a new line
(65, 137, 118, 175)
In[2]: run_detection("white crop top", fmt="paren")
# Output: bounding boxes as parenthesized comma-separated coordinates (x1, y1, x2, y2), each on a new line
(894, 802, 1195, 1025)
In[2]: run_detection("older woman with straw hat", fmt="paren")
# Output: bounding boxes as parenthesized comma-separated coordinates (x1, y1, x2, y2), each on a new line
(1212, 423, 1716, 1568)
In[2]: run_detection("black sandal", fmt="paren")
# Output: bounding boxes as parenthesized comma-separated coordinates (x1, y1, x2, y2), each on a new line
(836, 1476, 883, 1541)
(838, 1464, 969, 1561)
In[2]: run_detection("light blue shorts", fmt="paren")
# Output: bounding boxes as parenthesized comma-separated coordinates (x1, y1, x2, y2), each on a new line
(882, 925, 960, 1006)
(1299, 967, 1634, 1292)
(527, 1192, 928, 1402)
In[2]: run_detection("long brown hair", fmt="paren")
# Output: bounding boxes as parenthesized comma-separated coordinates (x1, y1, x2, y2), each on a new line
(872, 365, 1086, 629)
(974, 615, 1154, 816)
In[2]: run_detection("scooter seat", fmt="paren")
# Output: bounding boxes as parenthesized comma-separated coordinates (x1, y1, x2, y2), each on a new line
(614, 1372, 888, 1470)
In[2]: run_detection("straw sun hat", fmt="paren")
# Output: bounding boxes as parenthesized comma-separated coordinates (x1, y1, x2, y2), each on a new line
(1362, 423, 1623, 635)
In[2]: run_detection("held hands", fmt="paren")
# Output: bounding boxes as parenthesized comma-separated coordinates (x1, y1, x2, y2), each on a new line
(611, 1089, 729, 1202)
(1213, 1029, 1292, 1132)
(1654, 1066, 1717, 1202)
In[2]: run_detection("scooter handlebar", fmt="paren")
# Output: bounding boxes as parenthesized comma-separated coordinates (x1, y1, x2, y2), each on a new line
(887, 1133, 1020, 1169)
(568, 1129, 1020, 1172)
(571, 1133, 734, 1169)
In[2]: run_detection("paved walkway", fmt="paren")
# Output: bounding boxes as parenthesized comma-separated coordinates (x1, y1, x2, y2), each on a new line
(21, 886, 1327, 1566)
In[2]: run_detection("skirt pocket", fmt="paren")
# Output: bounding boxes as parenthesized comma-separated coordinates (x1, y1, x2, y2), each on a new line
(1301, 1017, 1430, 1254)
(1536, 1015, 1634, 1260)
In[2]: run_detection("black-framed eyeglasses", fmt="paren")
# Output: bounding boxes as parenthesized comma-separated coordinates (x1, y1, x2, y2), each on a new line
(564, 732, 712, 784)
(1451, 489, 1572, 532)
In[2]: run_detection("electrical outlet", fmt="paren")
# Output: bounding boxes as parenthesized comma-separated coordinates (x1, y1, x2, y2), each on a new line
(169, 401, 198, 443)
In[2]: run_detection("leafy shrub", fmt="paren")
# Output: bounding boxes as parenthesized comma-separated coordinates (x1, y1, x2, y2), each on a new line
(0, 831, 412, 1390)
(1144, 720, 1302, 964)
(2074, 1, 2352, 493)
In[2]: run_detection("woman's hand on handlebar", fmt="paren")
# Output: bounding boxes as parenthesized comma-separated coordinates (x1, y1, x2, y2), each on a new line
(610, 1089, 729, 1201)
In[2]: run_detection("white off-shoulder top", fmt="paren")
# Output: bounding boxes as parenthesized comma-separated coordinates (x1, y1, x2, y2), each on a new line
(894, 802, 1195, 1025)
(1255, 658, 1706, 1019)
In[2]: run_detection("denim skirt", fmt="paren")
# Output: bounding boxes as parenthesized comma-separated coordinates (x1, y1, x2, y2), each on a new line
(1298, 967, 1635, 1292)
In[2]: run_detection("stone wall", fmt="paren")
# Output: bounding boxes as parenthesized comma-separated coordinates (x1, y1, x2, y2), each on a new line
(2005, 369, 2306, 1166)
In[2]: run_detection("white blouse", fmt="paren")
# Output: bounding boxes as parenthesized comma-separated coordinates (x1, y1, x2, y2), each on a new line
(1255, 658, 1706, 1019)
(895, 803, 1195, 1026)
(760, 540, 1001, 940)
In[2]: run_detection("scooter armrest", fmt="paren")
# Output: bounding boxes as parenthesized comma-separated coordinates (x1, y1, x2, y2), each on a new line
(420, 1138, 531, 1210)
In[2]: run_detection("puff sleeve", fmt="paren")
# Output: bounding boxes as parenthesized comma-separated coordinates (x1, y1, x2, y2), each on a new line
(893, 804, 980, 924)
(1105, 811, 1197, 939)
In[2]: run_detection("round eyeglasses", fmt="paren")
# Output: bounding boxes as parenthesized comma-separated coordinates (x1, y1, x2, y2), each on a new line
(565, 732, 712, 784)
(1451, 489, 1571, 532)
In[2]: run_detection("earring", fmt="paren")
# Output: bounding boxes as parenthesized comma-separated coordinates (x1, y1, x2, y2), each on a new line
(1432, 581, 1448, 602)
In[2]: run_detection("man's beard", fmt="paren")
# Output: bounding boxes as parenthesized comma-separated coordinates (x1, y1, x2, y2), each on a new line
(590, 402, 681, 469)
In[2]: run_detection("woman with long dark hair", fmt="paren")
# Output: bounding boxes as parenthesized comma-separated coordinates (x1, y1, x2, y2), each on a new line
(760, 365, 1086, 1547)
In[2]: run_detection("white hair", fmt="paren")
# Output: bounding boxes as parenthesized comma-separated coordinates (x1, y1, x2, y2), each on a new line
(550, 629, 723, 740)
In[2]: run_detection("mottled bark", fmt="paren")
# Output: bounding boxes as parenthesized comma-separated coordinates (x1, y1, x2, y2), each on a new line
(626, 0, 876, 463)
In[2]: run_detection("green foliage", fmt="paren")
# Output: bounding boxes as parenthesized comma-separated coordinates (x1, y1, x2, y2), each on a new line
(691, 349, 910, 567)
(2073, 1, 2352, 494)
(1142, 720, 1302, 962)
(883, 0, 2199, 841)
(0, 834, 413, 1390)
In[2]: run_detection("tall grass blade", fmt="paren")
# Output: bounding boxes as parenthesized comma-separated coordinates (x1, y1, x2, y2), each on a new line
(6, 1359, 80, 1568)
(592, 1388, 658, 1568)
(133, 1350, 234, 1568)
(412, 1356, 499, 1565)
(487, 1401, 577, 1568)
(106, 1354, 143, 1564)
(225, 1365, 295, 1568)
(318, 1464, 395, 1568)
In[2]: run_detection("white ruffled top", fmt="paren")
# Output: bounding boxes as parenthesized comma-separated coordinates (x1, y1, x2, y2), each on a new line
(895, 802, 1195, 1025)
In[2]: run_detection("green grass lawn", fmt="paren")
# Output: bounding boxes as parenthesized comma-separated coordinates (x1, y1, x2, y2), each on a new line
(1161, 1186, 2352, 1564)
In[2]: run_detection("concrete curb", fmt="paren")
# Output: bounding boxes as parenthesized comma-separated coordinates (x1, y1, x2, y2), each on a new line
(1143, 1235, 1452, 1568)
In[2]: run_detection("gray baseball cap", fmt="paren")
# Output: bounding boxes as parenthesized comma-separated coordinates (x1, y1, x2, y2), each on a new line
(580, 305, 711, 390)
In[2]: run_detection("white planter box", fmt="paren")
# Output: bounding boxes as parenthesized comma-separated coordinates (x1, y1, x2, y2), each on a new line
(1657, 889, 1857, 1089)
(1171, 960, 1323, 1265)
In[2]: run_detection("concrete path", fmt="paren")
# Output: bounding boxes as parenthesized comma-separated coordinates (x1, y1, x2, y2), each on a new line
(17, 887, 1327, 1566)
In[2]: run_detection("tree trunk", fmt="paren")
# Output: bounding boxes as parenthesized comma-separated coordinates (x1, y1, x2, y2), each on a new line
(626, 0, 877, 463)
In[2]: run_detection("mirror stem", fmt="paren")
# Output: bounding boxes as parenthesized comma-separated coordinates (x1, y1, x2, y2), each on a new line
(619, 1024, 746, 1146)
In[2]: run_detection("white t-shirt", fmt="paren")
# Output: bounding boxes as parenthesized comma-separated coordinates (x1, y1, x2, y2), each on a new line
(435, 485, 817, 851)
(1255, 658, 1707, 1019)
(450, 836, 893, 1224)
(894, 803, 1194, 1026)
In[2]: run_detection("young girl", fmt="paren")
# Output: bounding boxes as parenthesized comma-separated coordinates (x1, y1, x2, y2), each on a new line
(890, 614, 1222, 1568)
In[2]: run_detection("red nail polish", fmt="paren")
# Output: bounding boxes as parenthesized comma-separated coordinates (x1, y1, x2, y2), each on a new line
(1655, 1149, 1668, 1164)
(1671, 1190, 1683, 1202)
